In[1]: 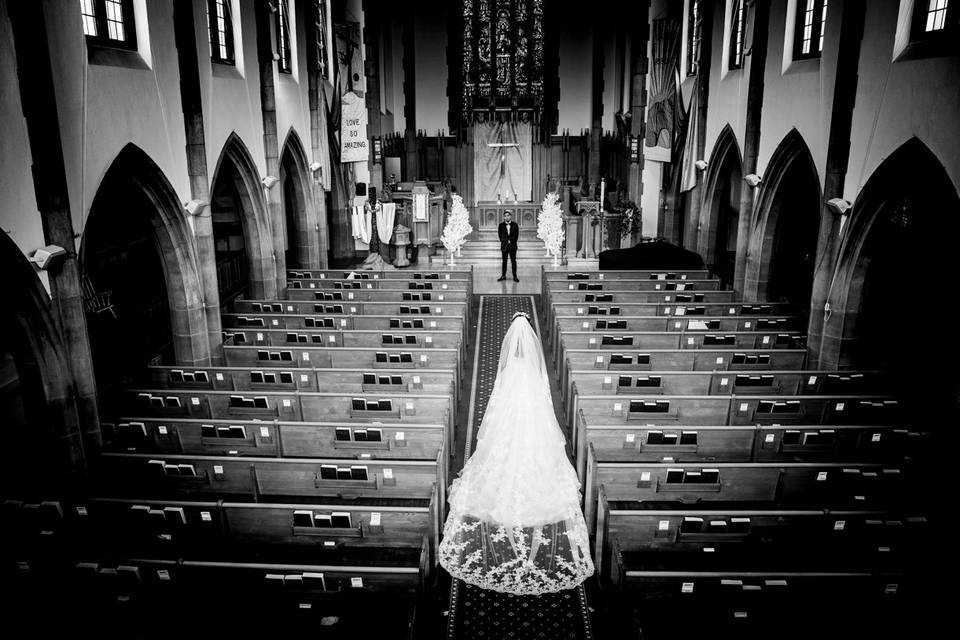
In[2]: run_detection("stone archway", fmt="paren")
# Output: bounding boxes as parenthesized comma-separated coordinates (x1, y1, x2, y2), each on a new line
(745, 130, 822, 314)
(81, 144, 211, 388)
(698, 125, 743, 288)
(210, 133, 277, 302)
(823, 138, 960, 396)
(279, 129, 321, 269)
(0, 232, 88, 485)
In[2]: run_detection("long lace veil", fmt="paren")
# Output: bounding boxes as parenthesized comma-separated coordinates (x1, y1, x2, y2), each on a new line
(439, 313, 595, 595)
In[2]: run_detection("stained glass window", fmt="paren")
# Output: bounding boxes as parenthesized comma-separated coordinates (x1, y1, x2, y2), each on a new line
(794, 0, 828, 60)
(207, 0, 234, 65)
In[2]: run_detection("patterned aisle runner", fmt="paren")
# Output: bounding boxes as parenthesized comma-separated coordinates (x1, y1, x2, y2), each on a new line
(447, 295, 593, 640)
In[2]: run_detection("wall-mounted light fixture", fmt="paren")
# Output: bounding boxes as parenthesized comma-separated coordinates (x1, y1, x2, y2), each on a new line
(30, 245, 67, 270)
(184, 199, 208, 216)
(694, 160, 708, 171)
(744, 173, 762, 188)
(826, 198, 852, 215)
(262, 175, 279, 189)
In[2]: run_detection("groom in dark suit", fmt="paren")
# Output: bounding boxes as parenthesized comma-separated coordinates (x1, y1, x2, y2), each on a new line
(498, 211, 520, 282)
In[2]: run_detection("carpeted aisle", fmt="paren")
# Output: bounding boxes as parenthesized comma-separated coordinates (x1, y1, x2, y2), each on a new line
(446, 295, 593, 640)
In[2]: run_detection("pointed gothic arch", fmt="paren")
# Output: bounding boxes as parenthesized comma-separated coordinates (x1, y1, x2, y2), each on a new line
(81, 144, 211, 379)
(279, 128, 321, 269)
(210, 132, 277, 301)
(822, 138, 960, 394)
(698, 124, 743, 286)
(744, 129, 822, 310)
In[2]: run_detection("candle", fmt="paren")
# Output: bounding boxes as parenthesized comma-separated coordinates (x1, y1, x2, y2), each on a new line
(600, 179, 606, 211)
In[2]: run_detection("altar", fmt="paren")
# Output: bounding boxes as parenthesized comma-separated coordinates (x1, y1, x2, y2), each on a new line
(472, 201, 540, 231)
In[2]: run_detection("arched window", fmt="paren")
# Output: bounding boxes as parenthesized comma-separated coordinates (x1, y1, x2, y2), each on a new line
(912, 0, 956, 40)
(794, 0, 828, 60)
(207, 0, 235, 65)
(729, 0, 746, 70)
(79, 0, 137, 51)
(276, 0, 293, 74)
(687, 0, 702, 76)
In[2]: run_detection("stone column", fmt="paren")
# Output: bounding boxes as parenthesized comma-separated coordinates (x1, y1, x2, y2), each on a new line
(589, 25, 604, 195)
(628, 1, 652, 206)
(808, 0, 865, 368)
(683, 0, 713, 251)
(7, 0, 101, 468)
(172, 0, 222, 364)
(733, 0, 770, 295)
(255, 0, 287, 296)
(307, 0, 330, 268)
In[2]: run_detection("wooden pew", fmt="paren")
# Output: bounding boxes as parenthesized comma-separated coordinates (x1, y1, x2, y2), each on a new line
(118, 388, 454, 451)
(543, 278, 723, 317)
(610, 564, 906, 637)
(571, 395, 904, 481)
(233, 299, 469, 329)
(106, 416, 446, 460)
(288, 276, 471, 292)
(552, 315, 803, 353)
(582, 444, 915, 530)
(142, 365, 457, 400)
(579, 423, 927, 469)
(222, 313, 465, 334)
(65, 555, 426, 633)
(57, 496, 439, 574)
(544, 290, 737, 329)
(554, 330, 806, 368)
(218, 328, 464, 362)
(561, 349, 808, 398)
(286, 287, 469, 303)
(104, 417, 448, 497)
(94, 453, 442, 505)
(593, 486, 931, 581)
(221, 345, 461, 391)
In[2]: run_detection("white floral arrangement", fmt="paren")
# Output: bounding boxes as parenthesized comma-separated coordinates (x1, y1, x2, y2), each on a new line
(537, 191, 565, 259)
(440, 194, 473, 254)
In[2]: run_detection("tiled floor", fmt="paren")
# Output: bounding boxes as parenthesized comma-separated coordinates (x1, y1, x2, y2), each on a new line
(468, 264, 546, 294)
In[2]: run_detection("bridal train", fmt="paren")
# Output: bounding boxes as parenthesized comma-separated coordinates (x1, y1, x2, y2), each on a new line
(439, 312, 594, 595)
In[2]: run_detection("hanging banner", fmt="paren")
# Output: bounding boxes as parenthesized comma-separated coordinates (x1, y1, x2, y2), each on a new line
(340, 91, 368, 163)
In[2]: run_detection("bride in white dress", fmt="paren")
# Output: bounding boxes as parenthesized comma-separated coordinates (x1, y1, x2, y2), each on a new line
(439, 312, 595, 595)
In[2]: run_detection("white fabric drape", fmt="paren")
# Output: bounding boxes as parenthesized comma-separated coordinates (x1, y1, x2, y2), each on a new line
(351, 205, 371, 243)
(439, 315, 595, 595)
(376, 203, 396, 243)
(473, 121, 533, 203)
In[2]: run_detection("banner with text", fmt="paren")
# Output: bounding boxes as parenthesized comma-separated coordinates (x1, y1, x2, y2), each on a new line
(340, 91, 368, 163)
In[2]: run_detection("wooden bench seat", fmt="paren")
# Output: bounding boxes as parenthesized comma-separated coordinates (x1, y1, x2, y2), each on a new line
(582, 446, 917, 530)
(550, 301, 794, 322)
(593, 487, 931, 581)
(94, 452, 442, 506)
(288, 276, 470, 292)
(610, 565, 907, 637)
(579, 424, 928, 470)
(222, 312, 465, 334)
(552, 315, 802, 350)
(106, 416, 446, 463)
(119, 388, 454, 451)
(142, 365, 457, 400)
(554, 330, 806, 367)
(234, 299, 469, 328)
(54, 496, 438, 573)
(291, 267, 472, 282)
(562, 349, 808, 395)
(222, 345, 460, 390)
(286, 287, 469, 303)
